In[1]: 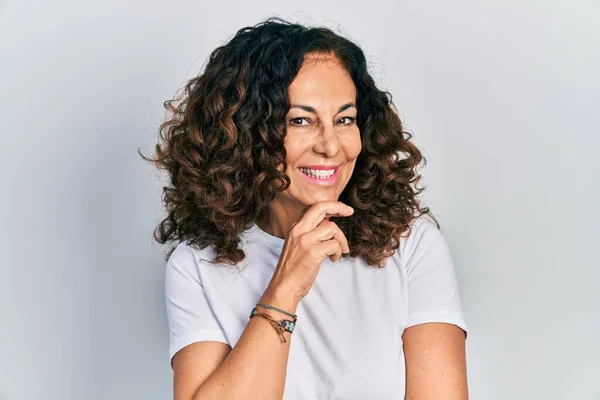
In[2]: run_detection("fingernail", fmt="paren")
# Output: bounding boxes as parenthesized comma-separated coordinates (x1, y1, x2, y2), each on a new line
(347, 206, 354, 211)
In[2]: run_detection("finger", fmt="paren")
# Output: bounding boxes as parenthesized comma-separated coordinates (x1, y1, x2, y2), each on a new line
(331, 224, 350, 254)
(317, 239, 342, 261)
(329, 245, 343, 262)
(296, 201, 354, 232)
(310, 221, 350, 254)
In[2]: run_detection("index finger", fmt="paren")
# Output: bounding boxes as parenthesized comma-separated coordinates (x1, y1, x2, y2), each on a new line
(295, 201, 354, 232)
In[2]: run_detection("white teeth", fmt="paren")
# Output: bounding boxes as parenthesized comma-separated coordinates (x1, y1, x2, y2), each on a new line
(300, 168, 335, 179)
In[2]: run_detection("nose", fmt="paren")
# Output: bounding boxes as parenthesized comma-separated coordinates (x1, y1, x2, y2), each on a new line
(314, 123, 341, 157)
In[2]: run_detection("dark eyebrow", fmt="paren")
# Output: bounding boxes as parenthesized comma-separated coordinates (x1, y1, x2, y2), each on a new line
(290, 102, 356, 114)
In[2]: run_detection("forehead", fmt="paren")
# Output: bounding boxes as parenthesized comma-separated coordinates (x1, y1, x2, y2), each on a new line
(288, 54, 356, 104)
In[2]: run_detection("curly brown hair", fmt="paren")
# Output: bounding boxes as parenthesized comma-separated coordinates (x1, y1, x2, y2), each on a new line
(139, 17, 438, 268)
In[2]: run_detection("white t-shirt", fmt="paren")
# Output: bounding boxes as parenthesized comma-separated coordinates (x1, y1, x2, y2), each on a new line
(165, 215, 468, 399)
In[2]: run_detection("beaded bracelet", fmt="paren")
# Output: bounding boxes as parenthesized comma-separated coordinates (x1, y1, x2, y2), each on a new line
(249, 307, 296, 343)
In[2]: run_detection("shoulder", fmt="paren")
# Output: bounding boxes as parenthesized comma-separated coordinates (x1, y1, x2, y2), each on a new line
(168, 241, 194, 264)
(166, 241, 218, 280)
(396, 214, 450, 272)
(402, 214, 445, 249)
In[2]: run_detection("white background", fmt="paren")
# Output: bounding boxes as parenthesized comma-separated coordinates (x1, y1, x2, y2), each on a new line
(1, 1, 599, 399)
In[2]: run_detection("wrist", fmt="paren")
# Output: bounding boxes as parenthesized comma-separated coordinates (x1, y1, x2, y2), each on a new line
(259, 284, 300, 315)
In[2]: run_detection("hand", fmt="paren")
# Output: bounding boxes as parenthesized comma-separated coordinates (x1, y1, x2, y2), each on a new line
(265, 201, 354, 304)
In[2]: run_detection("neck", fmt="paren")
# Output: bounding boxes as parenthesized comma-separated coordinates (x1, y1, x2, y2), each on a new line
(256, 198, 307, 239)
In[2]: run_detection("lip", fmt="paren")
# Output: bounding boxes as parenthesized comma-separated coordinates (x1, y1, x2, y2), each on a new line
(297, 165, 341, 186)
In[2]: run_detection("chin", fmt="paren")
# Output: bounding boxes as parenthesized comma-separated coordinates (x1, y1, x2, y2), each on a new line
(303, 192, 341, 205)
(285, 183, 346, 208)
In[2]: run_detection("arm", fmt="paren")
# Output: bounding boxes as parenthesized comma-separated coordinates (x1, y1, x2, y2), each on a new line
(401, 218, 469, 399)
(402, 322, 468, 399)
(168, 203, 353, 400)
(173, 285, 299, 400)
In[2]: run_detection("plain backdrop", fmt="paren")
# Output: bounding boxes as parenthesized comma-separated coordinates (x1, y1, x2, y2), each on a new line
(1, 1, 599, 399)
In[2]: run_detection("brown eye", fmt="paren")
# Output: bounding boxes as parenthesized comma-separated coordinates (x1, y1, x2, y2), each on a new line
(290, 117, 309, 126)
(339, 117, 356, 125)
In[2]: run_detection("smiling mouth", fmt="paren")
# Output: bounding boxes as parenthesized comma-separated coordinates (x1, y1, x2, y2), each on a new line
(297, 165, 341, 184)
(298, 166, 337, 179)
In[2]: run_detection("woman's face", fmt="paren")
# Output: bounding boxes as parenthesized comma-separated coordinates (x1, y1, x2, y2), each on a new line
(278, 54, 362, 209)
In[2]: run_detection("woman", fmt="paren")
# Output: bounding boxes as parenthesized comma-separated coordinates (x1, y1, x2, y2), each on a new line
(142, 16, 468, 400)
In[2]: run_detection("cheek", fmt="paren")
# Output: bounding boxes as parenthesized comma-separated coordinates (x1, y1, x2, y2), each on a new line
(345, 131, 362, 159)
(283, 137, 308, 165)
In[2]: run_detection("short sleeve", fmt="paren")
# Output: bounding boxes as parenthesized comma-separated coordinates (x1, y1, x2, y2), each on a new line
(165, 242, 230, 367)
(403, 219, 468, 338)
